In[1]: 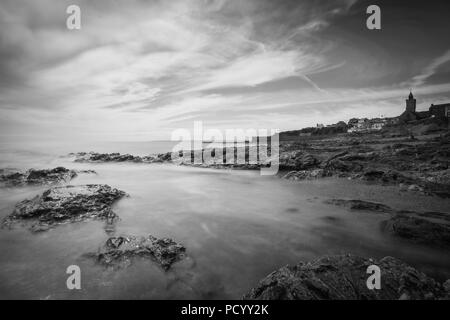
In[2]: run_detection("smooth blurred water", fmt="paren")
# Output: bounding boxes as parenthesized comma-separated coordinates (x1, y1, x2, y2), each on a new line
(0, 141, 449, 299)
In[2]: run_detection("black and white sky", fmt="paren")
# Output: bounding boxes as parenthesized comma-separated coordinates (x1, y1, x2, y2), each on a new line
(1, 0, 450, 141)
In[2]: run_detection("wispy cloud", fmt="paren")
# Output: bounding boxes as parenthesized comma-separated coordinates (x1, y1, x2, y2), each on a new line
(0, 0, 449, 141)
(410, 50, 450, 87)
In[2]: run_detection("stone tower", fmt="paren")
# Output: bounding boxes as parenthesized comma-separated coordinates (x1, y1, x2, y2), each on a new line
(406, 91, 416, 113)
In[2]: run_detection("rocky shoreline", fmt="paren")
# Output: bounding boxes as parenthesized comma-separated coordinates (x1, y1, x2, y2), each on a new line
(0, 167, 77, 186)
(1, 169, 188, 271)
(2, 184, 127, 233)
(68, 131, 450, 198)
(1, 167, 447, 299)
(0, 167, 97, 187)
(243, 254, 450, 300)
(1, 127, 449, 299)
(70, 151, 172, 164)
(278, 132, 450, 198)
(325, 199, 450, 248)
(86, 235, 186, 271)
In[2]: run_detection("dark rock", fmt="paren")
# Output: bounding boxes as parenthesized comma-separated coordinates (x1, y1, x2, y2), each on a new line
(89, 235, 186, 271)
(325, 199, 394, 214)
(0, 167, 77, 186)
(362, 170, 385, 181)
(282, 169, 326, 181)
(243, 254, 448, 300)
(380, 170, 412, 184)
(444, 280, 450, 299)
(72, 152, 173, 164)
(75, 152, 143, 163)
(411, 211, 450, 223)
(2, 184, 126, 232)
(77, 170, 97, 175)
(1, 171, 23, 181)
(157, 152, 172, 162)
(273, 133, 450, 198)
(322, 216, 342, 223)
(323, 151, 348, 165)
(326, 199, 450, 247)
(383, 215, 450, 248)
(323, 159, 364, 173)
(422, 182, 450, 199)
(338, 152, 377, 162)
(279, 152, 319, 170)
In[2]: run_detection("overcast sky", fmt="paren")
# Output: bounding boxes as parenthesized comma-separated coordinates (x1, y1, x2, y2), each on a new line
(1, 0, 450, 142)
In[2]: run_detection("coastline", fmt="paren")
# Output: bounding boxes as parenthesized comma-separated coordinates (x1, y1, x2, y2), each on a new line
(1, 127, 450, 299)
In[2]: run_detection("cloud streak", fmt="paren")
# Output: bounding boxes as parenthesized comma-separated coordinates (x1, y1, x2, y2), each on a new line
(0, 0, 449, 142)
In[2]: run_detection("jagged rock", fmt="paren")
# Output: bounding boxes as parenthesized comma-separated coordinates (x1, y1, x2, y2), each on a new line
(88, 235, 186, 271)
(157, 152, 172, 162)
(325, 199, 394, 214)
(383, 215, 450, 248)
(338, 152, 377, 162)
(444, 280, 450, 299)
(74, 152, 143, 163)
(422, 181, 450, 198)
(279, 152, 319, 170)
(77, 170, 97, 175)
(274, 133, 450, 198)
(0, 167, 77, 186)
(408, 184, 424, 192)
(283, 169, 326, 181)
(380, 170, 411, 184)
(362, 170, 385, 181)
(323, 151, 348, 165)
(72, 152, 173, 164)
(362, 170, 416, 187)
(326, 199, 450, 248)
(66, 132, 450, 200)
(2, 184, 126, 232)
(323, 159, 364, 173)
(243, 254, 448, 300)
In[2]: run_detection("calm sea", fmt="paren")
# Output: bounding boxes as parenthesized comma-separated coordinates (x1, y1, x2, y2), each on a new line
(0, 140, 449, 299)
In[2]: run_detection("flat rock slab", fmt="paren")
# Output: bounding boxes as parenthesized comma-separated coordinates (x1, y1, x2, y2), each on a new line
(282, 169, 326, 181)
(89, 235, 186, 271)
(2, 184, 126, 232)
(383, 214, 450, 248)
(0, 167, 77, 186)
(325, 198, 450, 247)
(244, 254, 449, 300)
(278, 151, 319, 170)
(71, 152, 172, 164)
(325, 199, 394, 213)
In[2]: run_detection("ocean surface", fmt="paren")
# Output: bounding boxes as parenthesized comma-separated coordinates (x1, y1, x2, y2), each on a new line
(0, 141, 449, 299)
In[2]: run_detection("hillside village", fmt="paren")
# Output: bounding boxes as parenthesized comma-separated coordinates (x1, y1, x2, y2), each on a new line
(281, 92, 450, 140)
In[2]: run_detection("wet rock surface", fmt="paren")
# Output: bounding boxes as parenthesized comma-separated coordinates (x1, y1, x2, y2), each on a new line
(282, 169, 326, 181)
(160, 130, 450, 198)
(325, 198, 450, 248)
(0, 167, 77, 186)
(383, 214, 450, 248)
(68, 131, 450, 199)
(279, 151, 319, 170)
(325, 199, 394, 214)
(2, 184, 126, 232)
(244, 254, 449, 300)
(278, 132, 450, 198)
(88, 235, 186, 271)
(71, 152, 173, 164)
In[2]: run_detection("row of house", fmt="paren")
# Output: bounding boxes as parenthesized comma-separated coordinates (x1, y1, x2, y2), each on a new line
(347, 91, 450, 133)
(347, 117, 397, 133)
(280, 92, 449, 139)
